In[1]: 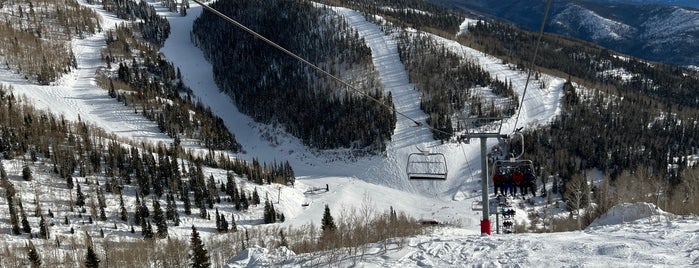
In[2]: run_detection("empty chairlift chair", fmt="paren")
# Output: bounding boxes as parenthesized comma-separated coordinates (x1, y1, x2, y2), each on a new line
(406, 151, 448, 180)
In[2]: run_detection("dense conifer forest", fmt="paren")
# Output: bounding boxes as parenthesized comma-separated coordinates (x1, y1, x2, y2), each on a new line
(191, 0, 395, 152)
(395, 31, 517, 140)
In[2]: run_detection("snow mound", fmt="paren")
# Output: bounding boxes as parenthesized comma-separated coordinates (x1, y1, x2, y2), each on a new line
(588, 202, 673, 228)
(225, 246, 296, 267)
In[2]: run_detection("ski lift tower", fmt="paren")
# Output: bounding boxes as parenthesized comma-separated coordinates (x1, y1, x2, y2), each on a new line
(460, 116, 508, 235)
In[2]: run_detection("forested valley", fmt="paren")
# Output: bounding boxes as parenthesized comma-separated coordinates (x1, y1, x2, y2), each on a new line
(2, 0, 699, 265)
(192, 0, 395, 152)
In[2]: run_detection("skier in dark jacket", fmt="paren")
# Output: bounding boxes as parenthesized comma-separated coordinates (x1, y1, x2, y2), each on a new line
(523, 168, 536, 196)
(504, 170, 515, 197)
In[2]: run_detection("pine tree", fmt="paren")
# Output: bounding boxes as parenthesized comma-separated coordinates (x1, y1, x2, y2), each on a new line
(84, 245, 100, 268)
(66, 174, 74, 189)
(75, 183, 85, 207)
(166, 192, 177, 221)
(225, 172, 237, 200)
(152, 199, 168, 238)
(215, 208, 221, 232)
(321, 205, 336, 234)
(39, 216, 49, 239)
(263, 199, 276, 224)
(252, 188, 260, 205)
(22, 165, 32, 181)
(183, 187, 192, 215)
(142, 219, 154, 240)
(230, 214, 237, 232)
(21, 208, 31, 233)
(2, 179, 21, 235)
(119, 194, 128, 222)
(220, 214, 228, 232)
(189, 225, 210, 268)
(26, 241, 41, 268)
(240, 189, 249, 210)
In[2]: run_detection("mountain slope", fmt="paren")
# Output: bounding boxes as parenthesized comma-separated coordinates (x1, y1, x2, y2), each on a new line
(429, 0, 699, 67)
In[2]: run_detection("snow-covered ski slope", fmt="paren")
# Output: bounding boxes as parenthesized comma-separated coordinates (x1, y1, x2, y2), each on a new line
(3, 1, 699, 267)
(0, 6, 173, 146)
(1, 0, 564, 226)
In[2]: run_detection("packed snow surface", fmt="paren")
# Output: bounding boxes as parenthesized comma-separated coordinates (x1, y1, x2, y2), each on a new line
(226, 203, 699, 267)
(1, 0, 697, 266)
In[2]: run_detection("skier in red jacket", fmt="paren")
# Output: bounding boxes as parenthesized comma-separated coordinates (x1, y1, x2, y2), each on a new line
(512, 169, 524, 197)
(493, 170, 505, 196)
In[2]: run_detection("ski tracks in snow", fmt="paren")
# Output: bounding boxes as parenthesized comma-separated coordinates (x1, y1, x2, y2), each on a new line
(0, 1, 171, 145)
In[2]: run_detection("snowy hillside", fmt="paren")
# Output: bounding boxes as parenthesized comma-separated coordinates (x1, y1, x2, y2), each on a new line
(429, 0, 699, 66)
(226, 203, 699, 267)
(1, 0, 699, 267)
(551, 3, 635, 41)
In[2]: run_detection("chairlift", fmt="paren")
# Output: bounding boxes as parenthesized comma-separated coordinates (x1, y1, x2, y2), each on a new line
(406, 149, 448, 180)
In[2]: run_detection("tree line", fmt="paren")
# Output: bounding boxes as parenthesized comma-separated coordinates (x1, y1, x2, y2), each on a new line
(0, 0, 100, 84)
(191, 0, 396, 152)
(461, 20, 699, 109)
(99, 22, 241, 152)
(395, 30, 517, 140)
(317, 0, 463, 35)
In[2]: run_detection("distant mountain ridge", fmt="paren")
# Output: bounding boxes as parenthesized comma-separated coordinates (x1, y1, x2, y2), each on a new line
(429, 0, 699, 67)
(586, 0, 699, 9)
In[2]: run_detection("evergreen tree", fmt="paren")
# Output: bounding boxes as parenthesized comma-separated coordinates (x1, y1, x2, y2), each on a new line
(21, 208, 31, 233)
(321, 204, 336, 233)
(142, 219, 154, 240)
(75, 183, 85, 207)
(39, 216, 49, 239)
(263, 199, 276, 224)
(119, 194, 128, 222)
(215, 208, 221, 232)
(230, 214, 237, 232)
(26, 240, 41, 268)
(240, 189, 249, 210)
(2, 179, 21, 235)
(225, 172, 237, 200)
(183, 186, 192, 215)
(66, 174, 74, 190)
(84, 245, 100, 268)
(22, 165, 32, 181)
(189, 225, 210, 268)
(219, 214, 228, 232)
(152, 199, 168, 238)
(252, 188, 260, 205)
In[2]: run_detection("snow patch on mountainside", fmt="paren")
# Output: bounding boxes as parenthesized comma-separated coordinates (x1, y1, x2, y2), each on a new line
(641, 8, 699, 40)
(552, 4, 635, 41)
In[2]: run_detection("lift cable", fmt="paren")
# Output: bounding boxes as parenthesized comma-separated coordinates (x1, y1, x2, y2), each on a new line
(511, 0, 553, 133)
(190, 0, 432, 129)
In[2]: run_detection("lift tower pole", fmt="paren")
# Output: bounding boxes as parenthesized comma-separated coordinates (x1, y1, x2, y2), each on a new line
(460, 117, 507, 235)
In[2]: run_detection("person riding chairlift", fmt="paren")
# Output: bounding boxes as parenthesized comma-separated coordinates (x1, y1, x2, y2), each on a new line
(511, 168, 524, 197)
(504, 169, 515, 197)
(523, 167, 536, 196)
(492, 170, 506, 196)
